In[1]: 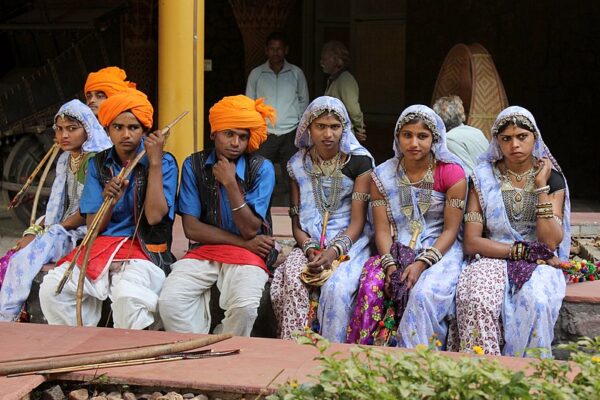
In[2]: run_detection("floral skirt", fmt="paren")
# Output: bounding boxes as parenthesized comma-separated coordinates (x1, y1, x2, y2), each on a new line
(346, 255, 386, 344)
(270, 248, 310, 339)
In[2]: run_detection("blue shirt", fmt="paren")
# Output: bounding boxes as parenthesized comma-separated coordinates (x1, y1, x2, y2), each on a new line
(80, 143, 178, 237)
(178, 150, 275, 236)
(245, 60, 309, 135)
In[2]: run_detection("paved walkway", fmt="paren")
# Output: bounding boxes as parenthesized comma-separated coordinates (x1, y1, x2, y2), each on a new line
(0, 322, 535, 400)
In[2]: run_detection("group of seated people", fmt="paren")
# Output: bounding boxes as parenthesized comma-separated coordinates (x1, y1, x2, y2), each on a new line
(0, 66, 569, 360)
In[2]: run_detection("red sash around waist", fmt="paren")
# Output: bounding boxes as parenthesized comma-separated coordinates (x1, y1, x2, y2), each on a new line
(183, 244, 267, 273)
(57, 236, 149, 281)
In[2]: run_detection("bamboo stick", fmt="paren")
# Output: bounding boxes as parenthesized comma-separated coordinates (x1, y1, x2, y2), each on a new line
(0, 333, 231, 376)
(7, 356, 182, 377)
(8, 143, 60, 209)
(30, 144, 61, 225)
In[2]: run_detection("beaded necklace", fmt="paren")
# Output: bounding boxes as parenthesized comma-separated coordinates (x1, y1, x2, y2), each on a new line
(307, 149, 344, 217)
(396, 155, 435, 234)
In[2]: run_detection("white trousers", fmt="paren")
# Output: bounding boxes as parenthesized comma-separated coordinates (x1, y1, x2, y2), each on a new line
(39, 259, 165, 329)
(158, 258, 268, 336)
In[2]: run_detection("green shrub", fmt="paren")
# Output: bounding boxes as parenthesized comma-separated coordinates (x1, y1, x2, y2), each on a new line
(267, 330, 600, 400)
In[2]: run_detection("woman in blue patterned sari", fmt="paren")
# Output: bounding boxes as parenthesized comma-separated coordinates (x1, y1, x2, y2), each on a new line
(270, 96, 374, 342)
(456, 106, 569, 357)
(347, 105, 467, 348)
(0, 100, 111, 321)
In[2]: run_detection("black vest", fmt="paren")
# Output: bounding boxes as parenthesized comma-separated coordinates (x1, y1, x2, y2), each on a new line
(94, 149, 177, 274)
(190, 150, 278, 270)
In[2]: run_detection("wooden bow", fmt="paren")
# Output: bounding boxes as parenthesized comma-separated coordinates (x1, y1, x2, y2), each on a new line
(8, 143, 60, 210)
(54, 111, 188, 326)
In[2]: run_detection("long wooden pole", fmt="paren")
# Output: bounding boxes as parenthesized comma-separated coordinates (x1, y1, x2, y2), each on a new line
(8, 143, 60, 209)
(0, 333, 231, 376)
(30, 144, 61, 225)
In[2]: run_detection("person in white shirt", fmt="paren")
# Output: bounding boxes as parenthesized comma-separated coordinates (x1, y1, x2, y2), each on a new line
(246, 32, 309, 200)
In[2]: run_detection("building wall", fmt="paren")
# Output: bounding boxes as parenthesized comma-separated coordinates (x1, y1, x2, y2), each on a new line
(406, 0, 600, 200)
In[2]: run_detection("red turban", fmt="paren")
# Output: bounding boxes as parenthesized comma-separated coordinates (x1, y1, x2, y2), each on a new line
(98, 89, 153, 129)
(84, 67, 136, 97)
(209, 95, 276, 153)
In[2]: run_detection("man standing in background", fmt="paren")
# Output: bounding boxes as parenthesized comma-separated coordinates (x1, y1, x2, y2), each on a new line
(246, 32, 309, 201)
(321, 41, 366, 141)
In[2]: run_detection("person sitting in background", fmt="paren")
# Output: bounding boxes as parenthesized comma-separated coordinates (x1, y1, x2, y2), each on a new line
(433, 95, 489, 176)
(84, 66, 137, 117)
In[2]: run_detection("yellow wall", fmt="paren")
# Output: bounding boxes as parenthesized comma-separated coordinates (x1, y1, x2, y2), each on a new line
(158, 0, 204, 167)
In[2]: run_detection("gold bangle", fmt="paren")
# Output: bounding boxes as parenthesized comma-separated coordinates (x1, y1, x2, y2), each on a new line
(288, 205, 299, 217)
(464, 211, 484, 224)
(445, 198, 465, 210)
(370, 199, 387, 208)
(352, 192, 370, 202)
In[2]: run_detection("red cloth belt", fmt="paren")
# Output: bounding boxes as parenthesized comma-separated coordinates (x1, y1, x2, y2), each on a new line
(183, 244, 267, 273)
(58, 236, 149, 281)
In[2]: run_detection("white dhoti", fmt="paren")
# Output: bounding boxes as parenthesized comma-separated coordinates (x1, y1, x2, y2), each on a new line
(158, 258, 268, 336)
(39, 259, 165, 329)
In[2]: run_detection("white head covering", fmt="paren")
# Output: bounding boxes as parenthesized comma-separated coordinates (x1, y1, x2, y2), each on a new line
(295, 96, 373, 162)
(54, 99, 112, 152)
(393, 104, 464, 167)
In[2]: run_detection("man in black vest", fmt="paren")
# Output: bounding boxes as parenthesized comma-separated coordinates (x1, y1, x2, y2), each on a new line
(159, 95, 277, 335)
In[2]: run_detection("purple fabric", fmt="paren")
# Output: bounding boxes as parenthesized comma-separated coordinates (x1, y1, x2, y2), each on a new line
(347, 256, 386, 344)
(346, 244, 417, 345)
(0, 249, 16, 289)
(506, 241, 555, 290)
(389, 243, 417, 321)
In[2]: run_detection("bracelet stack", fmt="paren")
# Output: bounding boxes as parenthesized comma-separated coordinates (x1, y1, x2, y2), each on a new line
(330, 234, 353, 258)
(23, 224, 44, 237)
(302, 238, 320, 257)
(415, 247, 442, 267)
(381, 253, 397, 272)
(535, 202, 553, 219)
(509, 241, 529, 261)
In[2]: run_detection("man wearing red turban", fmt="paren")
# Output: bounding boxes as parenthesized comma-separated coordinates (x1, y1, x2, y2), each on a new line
(84, 66, 137, 116)
(159, 95, 277, 336)
(39, 89, 179, 330)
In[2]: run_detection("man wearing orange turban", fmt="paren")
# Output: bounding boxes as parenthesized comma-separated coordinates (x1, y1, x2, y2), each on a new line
(84, 66, 136, 116)
(40, 88, 179, 330)
(159, 95, 277, 336)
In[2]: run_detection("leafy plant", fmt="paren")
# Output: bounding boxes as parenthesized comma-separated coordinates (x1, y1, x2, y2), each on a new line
(267, 330, 600, 399)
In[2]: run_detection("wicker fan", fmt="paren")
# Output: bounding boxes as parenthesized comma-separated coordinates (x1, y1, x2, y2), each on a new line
(229, 0, 295, 76)
(432, 43, 508, 139)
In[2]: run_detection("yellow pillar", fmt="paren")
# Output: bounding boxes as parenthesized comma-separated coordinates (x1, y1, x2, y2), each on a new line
(158, 0, 204, 167)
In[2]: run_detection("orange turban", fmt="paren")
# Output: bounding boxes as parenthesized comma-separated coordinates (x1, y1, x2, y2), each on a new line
(209, 95, 276, 153)
(84, 66, 136, 97)
(98, 89, 153, 129)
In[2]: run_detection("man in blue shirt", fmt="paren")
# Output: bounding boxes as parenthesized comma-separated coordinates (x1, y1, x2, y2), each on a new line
(159, 95, 277, 336)
(246, 32, 309, 203)
(39, 89, 178, 329)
